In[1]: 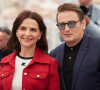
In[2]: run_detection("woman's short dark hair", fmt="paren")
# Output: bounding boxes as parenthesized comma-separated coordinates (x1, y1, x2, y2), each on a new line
(56, 3, 84, 22)
(7, 10, 48, 53)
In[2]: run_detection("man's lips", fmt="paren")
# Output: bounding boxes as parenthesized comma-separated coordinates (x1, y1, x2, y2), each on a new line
(64, 33, 72, 36)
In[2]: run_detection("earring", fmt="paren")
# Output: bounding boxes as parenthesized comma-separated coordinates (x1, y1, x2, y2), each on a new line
(38, 38, 40, 41)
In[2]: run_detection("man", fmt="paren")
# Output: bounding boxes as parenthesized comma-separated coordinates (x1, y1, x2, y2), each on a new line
(79, 0, 100, 37)
(0, 27, 13, 60)
(50, 3, 100, 90)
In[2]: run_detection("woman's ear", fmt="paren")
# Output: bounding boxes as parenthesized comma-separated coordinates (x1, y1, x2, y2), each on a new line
(16, 30, 18, 37)
(39, 31, 43, 40)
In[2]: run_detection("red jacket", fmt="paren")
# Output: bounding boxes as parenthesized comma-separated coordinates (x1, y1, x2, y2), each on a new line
(0, 48, 60, 90)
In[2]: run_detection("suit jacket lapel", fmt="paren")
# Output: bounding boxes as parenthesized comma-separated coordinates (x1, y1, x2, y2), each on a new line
(59, 43, 65, 70)
(72, 35, 88, 90)
(58, 43, 66, 90)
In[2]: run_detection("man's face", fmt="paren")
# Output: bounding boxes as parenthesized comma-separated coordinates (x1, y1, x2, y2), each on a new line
(0, 31, 8, 50)
(57, 11, 86, 47)
(79, 0, 92, 8)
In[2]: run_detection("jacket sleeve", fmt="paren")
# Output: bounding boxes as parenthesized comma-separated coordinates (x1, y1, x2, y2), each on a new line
(48, 59, 60, 90)
(0, 63, 3, 90)
(85, 4, 100, 38)
(49, 50, 56, 58)
(85, 20, 100, 38)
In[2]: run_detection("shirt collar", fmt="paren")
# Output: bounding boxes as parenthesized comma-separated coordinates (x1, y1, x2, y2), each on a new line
(65, 39, 82, 51)
(86, 4, 92, 17)
(1, 48, 50, 64)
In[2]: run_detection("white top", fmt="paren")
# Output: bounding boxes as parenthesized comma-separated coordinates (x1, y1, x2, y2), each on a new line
(11, 55, 32, 90)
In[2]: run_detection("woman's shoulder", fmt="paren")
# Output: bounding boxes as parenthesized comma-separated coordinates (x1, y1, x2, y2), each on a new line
(42, 52, 58, 65)
(0, 52, 17, 63)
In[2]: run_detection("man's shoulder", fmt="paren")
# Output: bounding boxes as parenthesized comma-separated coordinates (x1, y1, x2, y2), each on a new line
(3, 49, 14, 56)
(88, 35, 100, 45)
(50, 43, 65, 53)
(1, 51, 17, 63)
(92, 4, 100, 11)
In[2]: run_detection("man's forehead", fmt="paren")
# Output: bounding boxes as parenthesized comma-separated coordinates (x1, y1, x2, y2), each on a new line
(58, 11, 79, 22)
(79, 0, 92, 1)
(58, 11, 79, 17)
(0, 31, 7, 37)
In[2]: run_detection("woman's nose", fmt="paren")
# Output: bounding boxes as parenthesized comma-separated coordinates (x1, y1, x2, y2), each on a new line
(25, 30, 30, 35)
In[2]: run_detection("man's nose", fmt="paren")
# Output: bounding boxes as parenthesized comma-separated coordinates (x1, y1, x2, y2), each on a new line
(64, 24, 70, 32)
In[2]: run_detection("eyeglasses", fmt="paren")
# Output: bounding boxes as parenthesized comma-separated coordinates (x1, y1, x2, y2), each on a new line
(56, 20, 80, 30)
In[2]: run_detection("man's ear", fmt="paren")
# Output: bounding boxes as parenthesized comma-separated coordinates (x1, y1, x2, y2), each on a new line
(81, 19, 86, 31)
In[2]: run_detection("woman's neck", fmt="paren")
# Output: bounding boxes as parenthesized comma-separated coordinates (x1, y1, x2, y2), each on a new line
(19, 46, 36, 57)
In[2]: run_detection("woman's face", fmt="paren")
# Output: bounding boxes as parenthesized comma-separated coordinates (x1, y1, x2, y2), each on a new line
(16, 18, 42, 49)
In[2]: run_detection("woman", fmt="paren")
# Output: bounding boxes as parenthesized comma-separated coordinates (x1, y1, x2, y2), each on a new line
(0, 10, 60, 90)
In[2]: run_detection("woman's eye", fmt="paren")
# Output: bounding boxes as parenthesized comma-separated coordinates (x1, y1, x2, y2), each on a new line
(20, 27, 26, 30)
(31, 28, 37, 31)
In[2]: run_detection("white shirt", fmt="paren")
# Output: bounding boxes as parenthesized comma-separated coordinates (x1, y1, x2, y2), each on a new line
(11, 55, 32, 90)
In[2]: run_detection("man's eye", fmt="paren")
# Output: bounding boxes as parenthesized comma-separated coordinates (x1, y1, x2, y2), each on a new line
(59, 23, 65, 26)
(68, 22, 75, 25)
(68, 21, 75, 24)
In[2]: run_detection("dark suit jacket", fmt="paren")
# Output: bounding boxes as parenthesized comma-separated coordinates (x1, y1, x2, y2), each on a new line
(50, 34, 100, 90)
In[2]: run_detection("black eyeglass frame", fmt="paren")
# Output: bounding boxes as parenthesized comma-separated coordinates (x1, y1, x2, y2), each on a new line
(56, 20, 80, 30)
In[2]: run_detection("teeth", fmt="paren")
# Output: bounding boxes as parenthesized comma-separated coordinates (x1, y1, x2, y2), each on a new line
(24, 38, 32, 39)
(24, 38, 32, 40)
